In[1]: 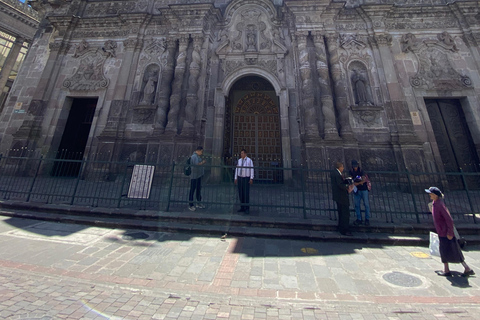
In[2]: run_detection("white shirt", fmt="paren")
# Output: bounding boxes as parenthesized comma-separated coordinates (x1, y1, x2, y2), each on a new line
(235, 157, 254, 180)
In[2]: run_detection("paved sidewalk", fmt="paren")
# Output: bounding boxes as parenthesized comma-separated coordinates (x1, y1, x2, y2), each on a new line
(0, 215, 479, 319)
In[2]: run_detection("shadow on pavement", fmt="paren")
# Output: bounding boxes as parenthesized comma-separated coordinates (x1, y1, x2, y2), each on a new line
(1, 216, 89, 236)
(445, 272, 473, 288)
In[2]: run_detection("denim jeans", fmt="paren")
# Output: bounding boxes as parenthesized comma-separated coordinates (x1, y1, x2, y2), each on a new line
(354, 189, 370, 221)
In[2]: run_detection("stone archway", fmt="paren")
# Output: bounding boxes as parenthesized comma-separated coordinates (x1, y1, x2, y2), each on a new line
(212, 69, 291, 182)
(224, 76, 283, 182)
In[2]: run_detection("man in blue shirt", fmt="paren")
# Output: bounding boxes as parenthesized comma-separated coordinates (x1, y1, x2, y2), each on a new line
(188, 146, 206, 211)
(349, 159, 370, 226)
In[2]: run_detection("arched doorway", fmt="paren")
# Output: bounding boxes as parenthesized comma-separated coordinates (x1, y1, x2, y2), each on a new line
(223, 76, 283, 183)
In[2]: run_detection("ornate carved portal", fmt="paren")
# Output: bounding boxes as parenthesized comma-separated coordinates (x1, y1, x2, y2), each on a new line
(224, 77, 283, 183)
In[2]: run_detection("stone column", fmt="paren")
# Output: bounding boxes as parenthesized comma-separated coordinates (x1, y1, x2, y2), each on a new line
(313, 33, 339, 140)
(0, 37, 24, 111)
(296, 32, 319, 138)
(155, 38, 176, 133)
(325, 33, 353, 140)
(166, 36, 188, 134)
(183, 35, 203, 132)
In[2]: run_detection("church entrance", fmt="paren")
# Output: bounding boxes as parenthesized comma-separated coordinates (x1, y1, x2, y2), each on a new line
(223, 76, 283, 183)
(52, 98, 97, 177)
(425, 99, 480, 187)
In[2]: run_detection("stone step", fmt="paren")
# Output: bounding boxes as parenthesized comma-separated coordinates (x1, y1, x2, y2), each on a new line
(1, 201, 480, 246)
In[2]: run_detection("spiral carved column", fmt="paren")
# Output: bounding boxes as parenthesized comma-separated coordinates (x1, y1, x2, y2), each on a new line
(313, 33, 339, 140)
(166, 36, 188, 134)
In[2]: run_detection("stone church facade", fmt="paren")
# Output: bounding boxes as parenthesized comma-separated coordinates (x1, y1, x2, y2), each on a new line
(1, 0, 480, 178)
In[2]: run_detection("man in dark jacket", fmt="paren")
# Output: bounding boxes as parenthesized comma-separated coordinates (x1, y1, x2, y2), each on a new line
(331, 162, 352, 236)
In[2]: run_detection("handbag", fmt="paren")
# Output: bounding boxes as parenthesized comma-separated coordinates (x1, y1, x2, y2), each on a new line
(364, 173, 372, 191)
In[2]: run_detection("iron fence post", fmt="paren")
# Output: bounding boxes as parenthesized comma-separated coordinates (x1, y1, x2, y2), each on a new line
(70, 158, 86, 205)
(406, 169, 420, 224)
(166, 161, 175, 212)
(117, 160, 130, 208)
(459, 168, 476, 224)
(26, 156, 43, 203)
(300, 166, 306, 219)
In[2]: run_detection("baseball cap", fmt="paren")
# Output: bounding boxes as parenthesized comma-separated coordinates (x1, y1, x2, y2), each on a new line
(425, 186, 444, 198)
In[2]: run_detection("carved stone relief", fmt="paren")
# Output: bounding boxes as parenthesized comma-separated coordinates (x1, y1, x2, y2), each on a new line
(64, 40, 116, 91)
(401, 32, 472, 90)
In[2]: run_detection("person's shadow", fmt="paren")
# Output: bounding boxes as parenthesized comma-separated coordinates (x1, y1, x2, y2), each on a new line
(445, 271, 473, 288)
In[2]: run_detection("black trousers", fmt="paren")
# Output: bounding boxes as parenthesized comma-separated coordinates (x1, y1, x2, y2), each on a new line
(189, 177, 202, 206)
(336, 202, 350, 234)
(237, 177, 250, 210)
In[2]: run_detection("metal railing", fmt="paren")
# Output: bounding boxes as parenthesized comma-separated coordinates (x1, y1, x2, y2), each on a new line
(0, 153, 478, 224)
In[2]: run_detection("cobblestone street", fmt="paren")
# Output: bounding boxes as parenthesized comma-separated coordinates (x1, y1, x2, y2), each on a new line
(0, 215, 479, 319)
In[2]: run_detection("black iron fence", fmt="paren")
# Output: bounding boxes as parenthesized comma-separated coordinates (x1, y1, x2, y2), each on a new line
(0, 154, 478, 224)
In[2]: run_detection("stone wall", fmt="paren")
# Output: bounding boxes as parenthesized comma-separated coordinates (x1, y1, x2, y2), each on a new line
(0, 0, 479, 175)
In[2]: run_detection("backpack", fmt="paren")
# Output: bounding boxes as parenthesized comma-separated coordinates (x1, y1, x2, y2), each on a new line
(184, 156, 191, 176)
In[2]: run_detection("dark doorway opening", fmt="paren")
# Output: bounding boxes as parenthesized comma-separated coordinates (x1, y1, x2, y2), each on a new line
(223, 76, 283, 183)
(425, 98, 480, 188)
(52, 98, 97, 177)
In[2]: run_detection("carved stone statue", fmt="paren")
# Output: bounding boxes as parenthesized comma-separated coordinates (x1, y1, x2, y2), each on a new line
(401, 33, 418, 53)
(351, 68, 372, 106)
(246, 25, 256, 51)
(141, 70, 158, 105)
(437, 31, 458, 51)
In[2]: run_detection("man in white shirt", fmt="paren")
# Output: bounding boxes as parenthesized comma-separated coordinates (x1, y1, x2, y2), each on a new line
(234, 149, 254, 214)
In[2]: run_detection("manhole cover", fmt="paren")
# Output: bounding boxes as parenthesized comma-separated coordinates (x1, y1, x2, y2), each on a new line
(383, 272, 423, 287)
(122, 232, 149, 240)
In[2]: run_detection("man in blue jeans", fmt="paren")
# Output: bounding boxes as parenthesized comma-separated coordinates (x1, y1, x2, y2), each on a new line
(349, 159, 371, 226)
(188, 146, 206, 211)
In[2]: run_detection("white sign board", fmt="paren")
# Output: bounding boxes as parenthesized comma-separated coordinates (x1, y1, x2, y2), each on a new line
(127, 165, 155, 199)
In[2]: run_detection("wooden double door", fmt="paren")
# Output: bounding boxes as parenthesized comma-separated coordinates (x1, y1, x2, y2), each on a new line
(425, 99, 480, 186)
(224, 88, 283, 182)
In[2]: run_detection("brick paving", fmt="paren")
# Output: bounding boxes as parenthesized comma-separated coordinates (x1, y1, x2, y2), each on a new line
(0, 215, 479, 319)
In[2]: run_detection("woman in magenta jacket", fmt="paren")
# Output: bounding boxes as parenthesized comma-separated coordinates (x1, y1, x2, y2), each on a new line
(426, 187, 475, 277)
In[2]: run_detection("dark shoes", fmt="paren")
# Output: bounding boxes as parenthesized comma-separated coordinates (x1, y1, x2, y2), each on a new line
(353, 220, 362, 226)
(462, 269, 475, 277)
(435, 270, 452, 277)
(354, 219, 370, 226)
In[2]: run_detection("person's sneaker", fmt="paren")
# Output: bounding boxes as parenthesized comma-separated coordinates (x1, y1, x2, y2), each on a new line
(196, 203, 206, 209)
(188, 206, 196, 211)
(353, 220, 363, 226)
(365, 220, 370, 226)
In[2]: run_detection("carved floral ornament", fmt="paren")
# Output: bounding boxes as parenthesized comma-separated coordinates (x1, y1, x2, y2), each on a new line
(63, 40, 117, 91)
(400, 32, 472, 90)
